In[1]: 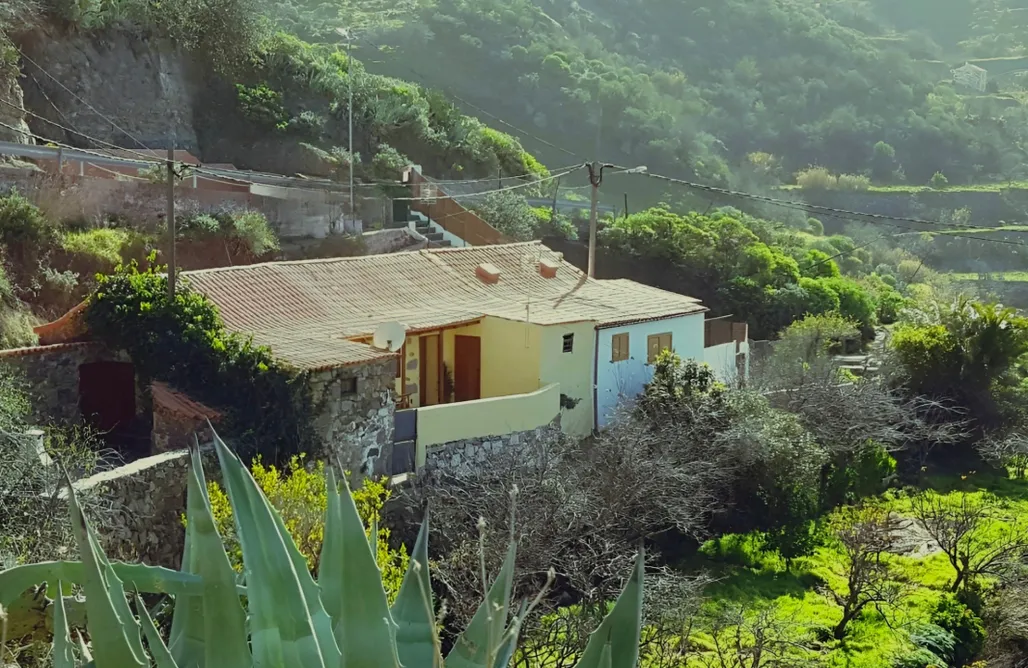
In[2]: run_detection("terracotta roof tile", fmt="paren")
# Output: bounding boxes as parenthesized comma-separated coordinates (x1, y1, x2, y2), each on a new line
(183, 241, 707, 369)
(151, 382, 222, 421)
(0, 341, 101, 358)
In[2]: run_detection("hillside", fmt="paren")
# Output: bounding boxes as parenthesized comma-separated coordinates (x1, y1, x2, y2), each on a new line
(261, 0, 1028, 193)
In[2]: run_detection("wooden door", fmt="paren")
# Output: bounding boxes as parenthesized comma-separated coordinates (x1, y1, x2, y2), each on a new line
(419, 334, 442, 406)
(79, 362, 136, 431)
(454, 335, 481, 402)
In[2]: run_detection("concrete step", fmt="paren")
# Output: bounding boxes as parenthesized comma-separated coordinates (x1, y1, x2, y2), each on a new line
(430, 239, 452, 248)
(424, 231, 444, 242)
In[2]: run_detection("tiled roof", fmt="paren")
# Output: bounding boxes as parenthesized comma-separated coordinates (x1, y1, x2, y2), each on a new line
(151, 382, 223, 421)
(184, 241, 706, 369)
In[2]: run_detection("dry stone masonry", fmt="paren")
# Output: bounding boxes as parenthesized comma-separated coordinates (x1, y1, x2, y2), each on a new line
(308, 358, 396, 476)
(424, 416, 562, 477)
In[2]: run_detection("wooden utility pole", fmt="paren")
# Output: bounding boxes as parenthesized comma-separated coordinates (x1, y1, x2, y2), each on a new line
(624, 192, 629, 219)
(587, 161, 602, 278)
(167, 145, 176, 299)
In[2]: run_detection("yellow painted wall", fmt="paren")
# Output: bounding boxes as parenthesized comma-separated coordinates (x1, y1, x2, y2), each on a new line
(538, 321, 596, 438)
(480, 316, 541, 398)
(416, 382, 561, 465)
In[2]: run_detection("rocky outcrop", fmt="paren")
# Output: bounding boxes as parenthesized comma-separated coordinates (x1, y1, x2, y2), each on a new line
(0, 35, 30, 146)
(16, 26, 201, 152)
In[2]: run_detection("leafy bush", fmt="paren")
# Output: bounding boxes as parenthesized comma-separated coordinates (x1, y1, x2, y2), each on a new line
(872, 141, 897, 182)
(0, 307, 37, 349)
(836, 173, 872, 191)
(180, 210, 279, 256)
(530, 206, 577, 240)
(60, 228, 132, 266)
(469, 190, 538, 241)
(931, 595, 985, 666)
(236, 83, 289, 129)
(820, 276, 877, 337)
(286, 110, 326, 137)
(930, 171, 950, 189)
(807, 217, 824, 235)
(205, 454, 408, 601)
(86, 260, 314, 460)
(801, 249, 841, 279)
(795, 166, 837, 190)
(877, 289, 908, 325)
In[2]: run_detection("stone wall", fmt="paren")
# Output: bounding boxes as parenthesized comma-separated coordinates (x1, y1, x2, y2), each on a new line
(308, 358, 396, 476)
(0, 343, 127, 426)
(423, 416, 561, 477)
(72, 447, 218, 568)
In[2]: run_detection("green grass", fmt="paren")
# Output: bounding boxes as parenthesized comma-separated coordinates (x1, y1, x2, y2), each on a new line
(778, 182, 1028, 193)
(671, 474, 1028, 667)
(948, 271, 1028, 282)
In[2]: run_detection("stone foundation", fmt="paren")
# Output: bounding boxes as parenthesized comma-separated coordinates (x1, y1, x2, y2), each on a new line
(423, 416, 561, 477)
(309, 358, 395, 476)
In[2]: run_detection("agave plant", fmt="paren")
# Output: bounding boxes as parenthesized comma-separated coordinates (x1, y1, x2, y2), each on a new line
(0, 429, 644, 667)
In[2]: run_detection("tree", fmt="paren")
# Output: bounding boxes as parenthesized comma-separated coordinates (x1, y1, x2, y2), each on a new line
(469, 190, 538, 241)
(825, 505, 903, 639)
(700, 602, 816, 668)
(911, 491, 1028, 592)
(978, 431, 1028, 479)
(871, 141, 897, 183)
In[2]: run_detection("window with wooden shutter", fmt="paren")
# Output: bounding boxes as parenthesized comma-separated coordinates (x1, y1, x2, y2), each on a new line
(647, 333, 673, 363)
(611, 333, 629, 362)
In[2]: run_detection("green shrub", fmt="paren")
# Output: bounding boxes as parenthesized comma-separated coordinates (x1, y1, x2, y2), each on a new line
(60, 228, 132, 266)
(836, 173, 872, 191)
(820, 276, 877, 336)
(798, 277, 841, 315)
(205, 455, 408, 602)
(930, 171, 950, 189)
(236, 83, 289, 129)
(932, 595, 985, 666)
(807, 217, 824, 235)
(877, 289, 907, 325)
(0, 307, 37, 348)
(795, 166, 837, 190)
(228, 210, 279, 256)
(801, 249, 841, 279)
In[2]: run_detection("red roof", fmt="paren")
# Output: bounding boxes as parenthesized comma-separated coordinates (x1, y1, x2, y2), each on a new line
(151, 382, 222, 421)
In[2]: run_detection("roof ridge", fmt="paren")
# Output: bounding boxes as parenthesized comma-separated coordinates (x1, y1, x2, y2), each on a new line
(184, 241, 547, 277)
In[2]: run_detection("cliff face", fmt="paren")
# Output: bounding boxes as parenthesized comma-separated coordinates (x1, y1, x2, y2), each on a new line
(15, 26, 201, 153)
(0, 39, 30, 146)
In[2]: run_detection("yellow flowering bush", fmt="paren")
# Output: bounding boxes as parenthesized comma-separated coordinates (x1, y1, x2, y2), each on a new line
(205, 454, 408, 602)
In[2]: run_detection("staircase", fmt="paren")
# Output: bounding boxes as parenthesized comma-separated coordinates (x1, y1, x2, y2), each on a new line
(413, 218, 452, 248)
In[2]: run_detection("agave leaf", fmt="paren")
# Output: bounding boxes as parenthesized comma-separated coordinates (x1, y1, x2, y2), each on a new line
(0, 562, 237, 609)
(493, 600, 528, 668)
(320, 467, 399, 668)
(77, 630, 92, 662)
(597, 641, 612, 668)
(135, 595, 180, 668)
(572, 549, 644, 668)
(391, 513, 440, 668)
(185, 447, 252, 667)
(67, 479, 148, 668)
(52, 581, 76, 668)
(446, 541, 517, 668)
(168, 505, 204, 668)
(213, 432, 332, 668)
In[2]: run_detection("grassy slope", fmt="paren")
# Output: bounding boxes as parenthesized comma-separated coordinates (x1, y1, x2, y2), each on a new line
(683, 473, 1024, 667)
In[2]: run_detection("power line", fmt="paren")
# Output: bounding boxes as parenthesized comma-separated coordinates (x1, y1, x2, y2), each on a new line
(624, 167, 1028, 249)
(17, 46, 155, 157)
(0, 97, 166, 164)
(390, 164, 585, 202)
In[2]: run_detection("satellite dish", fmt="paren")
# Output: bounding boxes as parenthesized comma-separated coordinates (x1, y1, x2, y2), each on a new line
(372, 322, 407, 352)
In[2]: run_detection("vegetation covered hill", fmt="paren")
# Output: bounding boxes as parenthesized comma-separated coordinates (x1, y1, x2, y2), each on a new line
(261, 0, 1028, 191)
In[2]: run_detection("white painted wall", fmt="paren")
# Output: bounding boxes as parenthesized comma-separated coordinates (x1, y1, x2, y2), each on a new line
(595, 313, 705, 428)
(703, 341, 751, 385)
